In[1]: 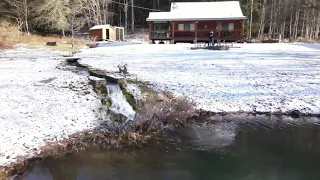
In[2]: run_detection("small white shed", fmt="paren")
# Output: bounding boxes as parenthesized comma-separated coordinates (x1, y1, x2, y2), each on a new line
(89, 24, 124, 41)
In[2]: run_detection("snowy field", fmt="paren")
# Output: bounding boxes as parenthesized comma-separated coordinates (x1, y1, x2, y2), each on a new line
(0, 46, 104, 167)
(79, 42, 320, 114)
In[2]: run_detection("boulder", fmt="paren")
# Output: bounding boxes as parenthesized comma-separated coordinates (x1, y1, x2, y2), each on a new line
(46, 42, 57, 46)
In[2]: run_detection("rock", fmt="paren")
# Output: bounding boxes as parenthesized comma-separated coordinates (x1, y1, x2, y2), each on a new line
(290, 110, 301, 118)
(46, 42, 57, 46)
(157, 93, 169, 102)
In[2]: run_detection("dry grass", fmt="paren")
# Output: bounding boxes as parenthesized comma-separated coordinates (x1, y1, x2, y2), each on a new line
(132, 91, 197, 133)
(0, 21, 19, 49)
(291, 37, 320, 44)
(0, 21, 86, 51)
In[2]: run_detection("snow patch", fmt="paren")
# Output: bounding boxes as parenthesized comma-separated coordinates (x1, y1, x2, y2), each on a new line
(0, 48, 105, 167)
(78, 43, 320, 114)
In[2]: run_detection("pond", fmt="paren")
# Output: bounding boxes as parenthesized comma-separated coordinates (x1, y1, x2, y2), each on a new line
(18, 116, 320, 180)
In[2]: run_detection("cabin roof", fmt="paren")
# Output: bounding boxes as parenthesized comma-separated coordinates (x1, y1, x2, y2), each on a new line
(146, 1, 247, 22)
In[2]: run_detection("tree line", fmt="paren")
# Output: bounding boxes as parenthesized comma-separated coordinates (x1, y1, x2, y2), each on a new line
(0, 0, 319, 40)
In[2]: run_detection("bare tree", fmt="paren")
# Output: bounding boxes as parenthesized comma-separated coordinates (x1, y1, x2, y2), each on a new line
(258, 0, 267, 39)
(81, 0, 112, 25)
(68, 1, 86, 54)
(4, 0, 31, 35)
(35, 0, 70, 36)
(120, 0, 129, 34)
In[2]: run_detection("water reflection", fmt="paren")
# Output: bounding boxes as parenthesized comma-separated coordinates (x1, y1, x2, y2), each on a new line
(19, 116, 320, 180)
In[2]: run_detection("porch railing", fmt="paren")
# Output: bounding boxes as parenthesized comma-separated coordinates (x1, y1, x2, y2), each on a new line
(150, 30, 243, 39)
(150, 31, 171, 38)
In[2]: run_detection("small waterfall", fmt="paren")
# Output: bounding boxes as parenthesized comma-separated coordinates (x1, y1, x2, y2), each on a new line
(107, 84, 136, 122)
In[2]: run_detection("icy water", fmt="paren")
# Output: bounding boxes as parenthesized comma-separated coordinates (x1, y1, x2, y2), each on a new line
(107, 84, 136, 121)
(19, 116, 320, 180)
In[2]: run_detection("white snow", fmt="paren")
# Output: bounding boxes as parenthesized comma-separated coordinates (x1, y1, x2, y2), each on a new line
(0, 47, 105, 167)
(78, 43, 320, 114)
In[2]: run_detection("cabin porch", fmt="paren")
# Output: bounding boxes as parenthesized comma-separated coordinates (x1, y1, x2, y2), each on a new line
(148, 20, 245, 43)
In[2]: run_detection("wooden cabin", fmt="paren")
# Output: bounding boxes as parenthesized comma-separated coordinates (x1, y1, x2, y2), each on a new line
(146, 1, 247, 44)
(89, 25, 125, 41)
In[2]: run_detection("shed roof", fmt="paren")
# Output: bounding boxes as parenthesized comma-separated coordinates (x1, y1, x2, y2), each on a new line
(146, 1, 247, 21)
(89, 24, 114, 30)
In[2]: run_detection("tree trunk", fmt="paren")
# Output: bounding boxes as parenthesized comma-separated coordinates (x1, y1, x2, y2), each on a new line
(315, 13, 320, 40)
(258, 0, 266, 39)
(249, 0, 253, 40)
(294, 11, 299, 39)
(269, 0, 274, 34)
(301, 10, 306, 38)
(71, 17, 75, 54)
(24, 0, 29, 36)
(289, 1, 294, 39)
(119, 0, 122, 26)
(124, 0, 128, 34)
(282, 0, 288, 39)
(131, 0, 134, 32)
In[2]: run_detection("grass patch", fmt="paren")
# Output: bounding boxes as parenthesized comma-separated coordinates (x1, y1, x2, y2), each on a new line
(126, 78, 155, 96)
(30, 43, 74, 52)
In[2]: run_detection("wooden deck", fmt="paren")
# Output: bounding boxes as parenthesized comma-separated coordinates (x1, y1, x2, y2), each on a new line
(150, 36, 244, 43)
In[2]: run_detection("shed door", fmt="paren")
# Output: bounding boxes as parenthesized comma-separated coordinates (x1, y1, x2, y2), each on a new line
(116, 29, 120, 41)
(90, 29, 103, 41)
(106, 29, 110, 40)
(120, 29, 124, 41)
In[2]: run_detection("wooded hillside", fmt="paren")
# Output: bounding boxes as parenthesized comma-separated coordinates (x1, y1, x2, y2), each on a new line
(0, 0, 319, 40)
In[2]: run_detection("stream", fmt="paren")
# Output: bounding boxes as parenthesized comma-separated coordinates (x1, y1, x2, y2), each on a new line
(107, 84, 136, 122)
(17, 116, 320, 180)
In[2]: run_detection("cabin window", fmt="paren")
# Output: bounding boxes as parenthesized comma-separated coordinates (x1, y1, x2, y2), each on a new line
(222, 23, 234, 32)
(178, 24, 184, 30)
(228, 23, 234, 31)
(190, 24, 195, 30)
(178, 23, 195, 31)
(222, 23, 228, 31)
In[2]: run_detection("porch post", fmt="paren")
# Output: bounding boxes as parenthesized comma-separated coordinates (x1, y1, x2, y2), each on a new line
(194, 21, 198, 44)
(149, 22, 153, 38)
(240, 20, 244, 36)
(217, 21, 221, 43)
(171, 21, 175, 44)
(149, 22, 154, 44)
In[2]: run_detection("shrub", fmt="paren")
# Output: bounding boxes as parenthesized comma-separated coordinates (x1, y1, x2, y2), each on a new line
(132, 91, 196, 133)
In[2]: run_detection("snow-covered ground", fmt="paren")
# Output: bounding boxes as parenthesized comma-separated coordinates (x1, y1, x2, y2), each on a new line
(78, 43, 320, 114)
(0, 46, 104, 168)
